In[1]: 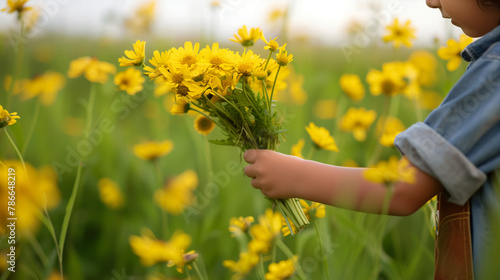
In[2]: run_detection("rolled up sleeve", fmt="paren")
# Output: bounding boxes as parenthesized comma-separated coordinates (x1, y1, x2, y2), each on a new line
(394, 122, 487, 205)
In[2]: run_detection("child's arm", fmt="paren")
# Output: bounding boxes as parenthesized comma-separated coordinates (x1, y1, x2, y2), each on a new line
(243, 149, 443, 216)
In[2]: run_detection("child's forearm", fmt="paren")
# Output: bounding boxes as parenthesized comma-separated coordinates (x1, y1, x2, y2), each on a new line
(292, 159, 442, 215)
(243, 150, 443, 216)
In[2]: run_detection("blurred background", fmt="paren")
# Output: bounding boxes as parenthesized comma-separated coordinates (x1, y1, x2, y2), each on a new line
(0, 0, 469, 279)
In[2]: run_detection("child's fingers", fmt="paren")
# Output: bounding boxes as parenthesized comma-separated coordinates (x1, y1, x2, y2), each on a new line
(244, 163, 258, 178)
(250, 178, 262, 190)
(243, 149, 258, 163)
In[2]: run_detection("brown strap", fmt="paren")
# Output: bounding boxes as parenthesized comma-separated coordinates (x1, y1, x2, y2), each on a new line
(434, 193, 474, 280)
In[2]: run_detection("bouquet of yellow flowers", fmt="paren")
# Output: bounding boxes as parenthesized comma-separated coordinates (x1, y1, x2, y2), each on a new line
(126, 26, 309, 233)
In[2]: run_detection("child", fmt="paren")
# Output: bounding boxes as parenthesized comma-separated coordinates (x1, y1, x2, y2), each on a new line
(243, 0, 500, 279)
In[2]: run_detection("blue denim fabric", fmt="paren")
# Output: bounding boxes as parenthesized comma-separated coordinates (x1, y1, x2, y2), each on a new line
(395, 25, 500, 277)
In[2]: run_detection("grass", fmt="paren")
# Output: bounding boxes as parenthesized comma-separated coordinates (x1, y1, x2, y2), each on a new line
(0, 32, 461, 279)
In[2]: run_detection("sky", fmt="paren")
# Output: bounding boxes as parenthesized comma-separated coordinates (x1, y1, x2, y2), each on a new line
(0, 0, 463, 46)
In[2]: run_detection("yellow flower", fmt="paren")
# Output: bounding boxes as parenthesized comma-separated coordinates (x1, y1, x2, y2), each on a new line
(97, 178, 125, 209)
(19, 71, 65, 106)
(366, 62, 407, 96)
(427, 195, 437, 204)
(248, 209, 282, 254)
(342, 159, 359, 167)
(363, 156, 416, 185)
(159, 63, 206, 99)
(199, 42, 236, 76)
(265, 256, 297, 280)
(382, 18, 416, 48)
(46, 271, 65, 280)
(305, 122, 339, 152)
(168, 250, 198, 273)
(171, 97, 190, 115)
(170, 41, 200, 68)
(418, 90, 443, 110)
(340, 74, 365, 101)
(114, 67, 145, 95)
(408, 50, 437, 87)
(164, 231, 193, 271)
(291, 139, 305, 159)
(144, 50, 171, 80)
(124, 0, 156, 35)
(281, 200, 324, 236)
(234, 49, 262, 77)
(438, 34, 473, 71)
(133, 140, 174, 161)
(230, 25, 262, 47)
(381, 61, 420, 100)
(299, 199, 325, 219)
(276, 46, 293, 66)
(229, 216, 255, 236)
(1, 0, 31, 14)
(0, 105, 20, 127)
(118, 40, 146, 67)
(154, 170, 198, 215)
(313, 100, 336, 120)
(287, 70, 307, 105)
(194, 115, 215, 135)
(250, 59, 290, 98)
(339, 107, 377, 142)
(280, 217, 298, 237)
(3, 75, 12, 92)
(267, 8, 286, 25)
(129, 228, 192, 267)
(68, 57, 116, 84)
(261, 35, 280, 52)
(377, 116, 405, 147)
(0, 161, 60, 235)
(223, 251, 260, 280)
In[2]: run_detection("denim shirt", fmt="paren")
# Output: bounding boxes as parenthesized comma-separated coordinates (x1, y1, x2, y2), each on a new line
(395, 25, 500, 276)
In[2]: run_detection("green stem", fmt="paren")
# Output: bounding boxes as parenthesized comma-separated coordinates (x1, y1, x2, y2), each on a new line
(367, 95, 392, 166)
(3, 127, 30, 186)
(276, 239, 307, 280)
(413, 95, 423, 122)
(262, 80, 270, 112)
(44, 207, 63, 279)
(154, 159, 168, 238)
(186, 266, 192, 280)
(190, 107, 221, 127)
(86, 83, 97, 133)
(21, 98, 41, 155)
(306, 147, 316, 161)
(269, 66, 282, 114)
(263, 51, 273, 71)
(59, 162, 82, 265)
(203, 135, 213, 187)
(193, 261, 207, 280)
(314, 220, 331, 280)
(59, 82, 96, 273)
(25, 230, 49, 267)
(154, 159, 163, 187)
(259, 254, 266, 280)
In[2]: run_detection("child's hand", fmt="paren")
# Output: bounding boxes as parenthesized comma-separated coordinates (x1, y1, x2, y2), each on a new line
(243, 149, 305, 199)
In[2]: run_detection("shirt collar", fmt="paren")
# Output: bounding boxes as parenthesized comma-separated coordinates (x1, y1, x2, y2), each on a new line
(462, 25, 500, 62)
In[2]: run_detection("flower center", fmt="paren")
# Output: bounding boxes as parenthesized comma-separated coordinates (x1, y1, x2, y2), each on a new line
(210, 56, 223, 66)
(238, 62, 253, 76)
(381, 79, 395, 95)
(172, 73, 184, 84)
(181, 55, 196, 66)
(177, 85, 189, 96)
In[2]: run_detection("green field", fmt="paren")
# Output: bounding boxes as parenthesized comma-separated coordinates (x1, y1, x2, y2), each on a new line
(0, 8, 469, 280)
